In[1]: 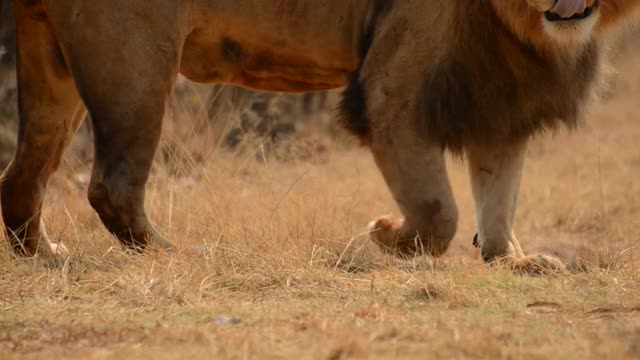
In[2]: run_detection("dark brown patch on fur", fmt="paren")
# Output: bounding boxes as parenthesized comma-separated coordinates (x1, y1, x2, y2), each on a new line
(23, 0, 42, 7)
(419, 199, 442, 220)
(421, 61, 476, 150)
(21, 0, 47, 21)
(221, 37, 244, 63)
(339, 0, 393, 143)
(388, 199, 454, 257)
(419, 2, 600, 153)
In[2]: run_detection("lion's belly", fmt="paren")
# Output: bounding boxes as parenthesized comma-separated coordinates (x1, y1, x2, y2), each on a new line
(180, 37, 352, 92)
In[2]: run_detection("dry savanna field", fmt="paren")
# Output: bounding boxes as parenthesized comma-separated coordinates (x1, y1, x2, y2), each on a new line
(1, 34, 640, 360)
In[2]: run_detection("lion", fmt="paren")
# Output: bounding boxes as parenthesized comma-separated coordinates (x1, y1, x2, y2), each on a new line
(2, 0, 639, 271)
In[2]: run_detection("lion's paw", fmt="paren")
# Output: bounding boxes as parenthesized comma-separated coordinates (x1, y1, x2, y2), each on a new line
(48, 242, 69, 258)
(368, 216, 404, 253)
(33, 241, 71, 268)
(511, 253, 567, 276)
(35, 221, 70, 262)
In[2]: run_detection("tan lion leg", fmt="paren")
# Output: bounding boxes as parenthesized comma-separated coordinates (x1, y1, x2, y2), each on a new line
(83, 67, 177, 251)
(47, 8, 181, 251)
(466, 140, 565, 273)
(1, 4, 85, 258)
(368, 128, 459, 258)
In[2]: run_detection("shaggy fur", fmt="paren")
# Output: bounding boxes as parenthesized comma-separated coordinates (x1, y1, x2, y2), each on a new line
(340, 0, 392, 143)
(420, 1, 601, 152)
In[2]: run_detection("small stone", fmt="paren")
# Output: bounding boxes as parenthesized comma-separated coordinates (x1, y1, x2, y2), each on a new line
(213, 315, 242, 326)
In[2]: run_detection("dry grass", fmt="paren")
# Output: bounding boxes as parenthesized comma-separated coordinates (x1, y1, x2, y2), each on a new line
(1, 49, 640, 360)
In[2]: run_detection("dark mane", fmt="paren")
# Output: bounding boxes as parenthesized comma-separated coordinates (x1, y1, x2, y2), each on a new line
(339, 0, 393, 144)
(419, 1, 601, 153)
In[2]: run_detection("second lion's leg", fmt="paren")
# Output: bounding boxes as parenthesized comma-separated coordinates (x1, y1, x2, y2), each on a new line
(1, 5, 85, 258)
(466, 140, 565, 272)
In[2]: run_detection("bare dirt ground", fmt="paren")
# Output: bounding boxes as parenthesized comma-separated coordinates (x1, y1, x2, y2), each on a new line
(1, 44, 640, 359)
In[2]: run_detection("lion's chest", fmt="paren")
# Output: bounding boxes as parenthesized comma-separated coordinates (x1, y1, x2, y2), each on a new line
(422, 42, 601, 150)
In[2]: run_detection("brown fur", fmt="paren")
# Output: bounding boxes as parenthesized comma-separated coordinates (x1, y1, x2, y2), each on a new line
(2, 0, 640, 263)
(339, 0, 392, 143)
(420, 2, 601, 152)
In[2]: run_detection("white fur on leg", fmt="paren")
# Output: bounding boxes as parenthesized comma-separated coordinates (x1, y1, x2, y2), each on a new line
(467, 140, 568, 275)
(38, 221, 69, 260)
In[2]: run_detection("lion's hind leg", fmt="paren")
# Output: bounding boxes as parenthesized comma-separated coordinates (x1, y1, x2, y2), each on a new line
(50, 9, 181, 252)
(82, 66, 176, 252)
(1, 4, 85, 259)
(466, 140, 566, 274)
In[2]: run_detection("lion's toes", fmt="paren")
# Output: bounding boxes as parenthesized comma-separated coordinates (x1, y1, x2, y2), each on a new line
(368, 216, 406, 254)
(33, 222, 70, 261)
(511, 254, 567, 275)
(34, 241, 71, 266)
(480, 237, 525, 263)
(480, 243, 567, 275)
(368, 216, 400, 245)
(48, 242, 69, 257)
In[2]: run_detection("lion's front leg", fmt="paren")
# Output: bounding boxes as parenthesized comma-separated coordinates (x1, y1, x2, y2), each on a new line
(466, 140, 565, 273)
(466, 140, 527, 261)
(367, 128, 459, 258)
